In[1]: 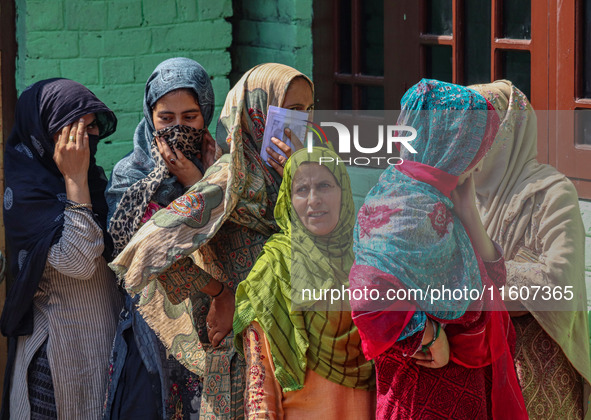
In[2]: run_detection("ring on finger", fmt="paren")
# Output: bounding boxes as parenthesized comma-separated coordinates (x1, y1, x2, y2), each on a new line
(68, 135, 75, 142)
(206, 322, 212, 331)
(170, 158, 176, 164)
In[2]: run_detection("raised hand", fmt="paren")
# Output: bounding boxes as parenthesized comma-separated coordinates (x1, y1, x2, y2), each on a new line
(53, 118, 92, 204)
(156, 136, 203, 188)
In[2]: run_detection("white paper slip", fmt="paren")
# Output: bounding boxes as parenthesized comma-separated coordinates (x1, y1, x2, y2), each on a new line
(260, 105, 309, 166)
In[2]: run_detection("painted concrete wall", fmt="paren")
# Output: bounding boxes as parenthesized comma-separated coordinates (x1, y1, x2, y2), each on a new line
(15, 0, 314, 174)
(230, 0, 313, 84)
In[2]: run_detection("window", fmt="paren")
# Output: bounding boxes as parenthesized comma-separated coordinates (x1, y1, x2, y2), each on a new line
(313, 0, 386, 110)
(313, 0, 591, 198)
(554, 0, 591, 196)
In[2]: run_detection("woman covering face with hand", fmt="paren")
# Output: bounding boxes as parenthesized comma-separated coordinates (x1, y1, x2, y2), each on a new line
(104, 57, 215, 420)
(233, 147, 375, 419)
(109, 63, 314, 419)
(349, 79, 528, 419)
(106, 57, 216, 254)
(470, 80, 591, 420)
(1, 78, 121, 419)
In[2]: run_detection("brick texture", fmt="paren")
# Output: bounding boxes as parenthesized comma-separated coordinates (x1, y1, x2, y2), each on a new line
(229, 0, 313, 85)
(16, 0, 233, 174)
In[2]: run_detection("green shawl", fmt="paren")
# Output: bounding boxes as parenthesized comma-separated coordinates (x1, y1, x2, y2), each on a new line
(234, 147, 375, 392)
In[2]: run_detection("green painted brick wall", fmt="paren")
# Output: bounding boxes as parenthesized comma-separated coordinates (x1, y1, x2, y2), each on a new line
(15, 0, 233, 174)
(230, 0, 313, 84)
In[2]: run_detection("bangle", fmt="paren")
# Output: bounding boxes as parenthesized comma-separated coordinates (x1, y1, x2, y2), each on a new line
(421, 319, 441, 353)
(211, 282, 224, 298)
(65, 203, 93, 211)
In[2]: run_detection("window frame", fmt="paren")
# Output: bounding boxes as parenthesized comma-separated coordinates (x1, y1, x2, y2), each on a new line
(552, 0, 591, 197)
(313, 0, 591, 198)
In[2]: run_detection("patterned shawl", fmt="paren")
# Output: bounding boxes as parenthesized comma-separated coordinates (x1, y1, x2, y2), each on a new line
(234, 147, 374, 392)
(109, 64, 313, 371)
(106, 57, 214, 254)
(350, 79, 528, 419)
(470, 80, 591, 413)
(2, 78, 116, 337)
(351, 79, 498, 323)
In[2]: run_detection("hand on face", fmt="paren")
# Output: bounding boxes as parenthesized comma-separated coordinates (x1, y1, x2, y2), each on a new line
(53, 114, 98, 183)
(451, 169, 499, 261)
(153, 89, 206, 188)
(451, 173, 481, 225)
(155, 136, 203, 188)
(292, 164, 341, 236)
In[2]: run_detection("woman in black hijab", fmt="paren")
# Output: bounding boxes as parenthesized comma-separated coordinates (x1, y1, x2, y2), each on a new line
(1, 78, 122, 419)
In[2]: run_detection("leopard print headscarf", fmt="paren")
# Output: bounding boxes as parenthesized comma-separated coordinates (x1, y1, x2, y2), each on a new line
(105, 57, 214, 256)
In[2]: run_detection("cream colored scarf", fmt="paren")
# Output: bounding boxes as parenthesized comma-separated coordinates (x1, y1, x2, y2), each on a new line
(470, 80, 591, 417)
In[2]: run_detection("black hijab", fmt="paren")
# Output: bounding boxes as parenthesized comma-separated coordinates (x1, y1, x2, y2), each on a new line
(1, 78, 117, 337)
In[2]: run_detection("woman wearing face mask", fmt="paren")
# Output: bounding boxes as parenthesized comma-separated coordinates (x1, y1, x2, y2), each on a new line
(1, 78, 121, 419)
(104, 57, 216, 420)
(233, 147, 375, 419)
(109, 63, 314, 419)
(106, 57, 217, 254)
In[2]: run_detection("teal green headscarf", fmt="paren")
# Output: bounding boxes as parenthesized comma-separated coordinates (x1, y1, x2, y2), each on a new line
(234, 147, 374, 392)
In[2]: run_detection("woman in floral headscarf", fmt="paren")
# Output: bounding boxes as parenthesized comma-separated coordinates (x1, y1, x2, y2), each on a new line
(470, 80, 591, 420)
(349, 79, 527, 419)
(109, 63, 314, 419)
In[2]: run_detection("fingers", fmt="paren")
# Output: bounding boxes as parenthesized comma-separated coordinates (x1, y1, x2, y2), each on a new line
(53, 120, 91, 180)
(58, 124, 72, 148)
(210, 330, 229, 348)
(173, 145, 188, 163)
(283, 127, 304, 151)
(267, 141, 288, 165)
(411, 350, 432, 361)
(57, 120, 88, 150)
(206, 321, 229, 348)
(413, 349, 444, 368)
(266, 148, 284, 177)
(273, 133, 294, 156)
(415, 359, 438, 368)
(206, 321, 216, 344)
(76, 118, 89, 150)
(156, 137, 178, 165)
